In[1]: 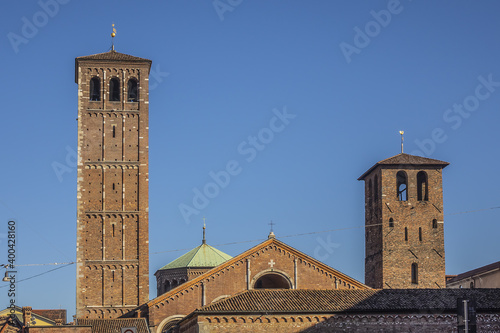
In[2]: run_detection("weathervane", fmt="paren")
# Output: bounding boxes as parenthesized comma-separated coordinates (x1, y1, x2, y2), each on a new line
(111, 23, 116, 51)
(399, 130, 404, 154)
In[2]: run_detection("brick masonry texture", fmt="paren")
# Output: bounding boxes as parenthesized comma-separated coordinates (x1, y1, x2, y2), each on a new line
(75, 52, 151, 319)
(178, 313, 500, 333)
(362, 159, 446, 289)
(142, 238, 368, 332)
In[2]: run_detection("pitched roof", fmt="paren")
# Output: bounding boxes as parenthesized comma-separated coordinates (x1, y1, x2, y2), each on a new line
(157, 243, 232, 270)
(0, 306, 57, 326)
(194, 289, 500, 314)
(146, 238, 368, 309)
(447, 261, 500, 284)
(74, 50, 152, 83)
(75, 50, 151, 63)
(358, 153, 449, 180)
(32, 310, 66, 324)
(75, 319, 149, 333)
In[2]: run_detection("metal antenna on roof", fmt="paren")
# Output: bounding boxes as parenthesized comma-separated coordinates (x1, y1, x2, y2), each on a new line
(399, 130, 404, 154)
(202, 217, 206, 244)
(111, 23, 116, 51)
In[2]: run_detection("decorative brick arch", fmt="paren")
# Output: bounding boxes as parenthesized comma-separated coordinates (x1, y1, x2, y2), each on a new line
(250, 268, 293, 289)
(156, 315, 185, 333)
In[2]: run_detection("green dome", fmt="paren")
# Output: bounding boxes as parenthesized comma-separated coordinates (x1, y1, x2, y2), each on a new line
(159, 243, 232, 270)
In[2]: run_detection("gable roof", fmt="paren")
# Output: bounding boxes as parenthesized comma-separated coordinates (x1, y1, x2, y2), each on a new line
(194, 288, 500, 314)
(447, 261, 500, 284)
(146, 237, 368, 309)
(358, 153, 449, 180)
(75, 319, 150, 333)
(31, 309, 66, 324)
(157, 243, 232, 271)
(76, 50, 151, 63)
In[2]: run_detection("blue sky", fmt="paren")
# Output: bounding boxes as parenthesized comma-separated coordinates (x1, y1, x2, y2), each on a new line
(1, 0, 499, 320)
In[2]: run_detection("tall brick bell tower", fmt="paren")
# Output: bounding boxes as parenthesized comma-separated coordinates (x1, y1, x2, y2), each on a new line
(75, 49, 151, 318)
(358, 153, 449, 289)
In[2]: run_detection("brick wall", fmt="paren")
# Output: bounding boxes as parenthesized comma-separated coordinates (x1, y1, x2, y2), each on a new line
(75, 55, 151, 319)
(364, 164, 446, 289)
(179, 313, 500, 333)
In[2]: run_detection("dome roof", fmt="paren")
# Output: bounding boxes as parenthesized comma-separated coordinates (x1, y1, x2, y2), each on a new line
(159, 243, 232, 270)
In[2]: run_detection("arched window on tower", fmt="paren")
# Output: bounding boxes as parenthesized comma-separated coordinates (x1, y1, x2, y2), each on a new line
(90, 77, 100, 101)
(396, 171, 408, 201)
(109, 78, 120, 101)
(164, 280, 171, 293)
(432, 219, 438, 229)
(417, 171, 428, 201)
(127, 78, 138, 102)
(411, 263, 418, 284)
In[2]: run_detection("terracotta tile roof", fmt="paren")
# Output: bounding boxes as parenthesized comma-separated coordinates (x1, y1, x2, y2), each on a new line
(358, 153, 449, 180)
(75, 50, 151, 63)
(195, 289, 500, 314)
(146, 238, 368, 309)
(75, 319, 149, 333)
(32, 310, 66, 324)
(447, 261, 500, 284)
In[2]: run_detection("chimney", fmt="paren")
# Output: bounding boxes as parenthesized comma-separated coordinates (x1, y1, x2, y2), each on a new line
(22, 307, 32, 327)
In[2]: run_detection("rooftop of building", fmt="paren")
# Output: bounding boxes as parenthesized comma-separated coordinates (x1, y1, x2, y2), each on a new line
(447, 261, 500, 284)
(156, 226, 232, 271)
(193, 288, 500, 314)
(358, 153, 449, 180)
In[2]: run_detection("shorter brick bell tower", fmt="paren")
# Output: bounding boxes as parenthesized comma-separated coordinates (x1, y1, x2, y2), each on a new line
(358, 153, 449, 289)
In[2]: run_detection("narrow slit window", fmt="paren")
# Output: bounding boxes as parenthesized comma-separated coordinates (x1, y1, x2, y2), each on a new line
(405, 227, 408, 241)
(112, 271, 115, 282)
(411, 263, 418, 284)
(417, 171, 428, 201)
(112, 224, 115, 237)
(127, 78, 138, 102)
(368, 180, 373, 212)
(389, 218, 394, 228)
(419, 227, 422, 241)
(90, 77, 100, 101)
(112, 125, 116, 138)
(109, 78, 120, 101)
(396, 171, 408, 201)
(112, 183, 115, 190)
(432, 219, 438, 229)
